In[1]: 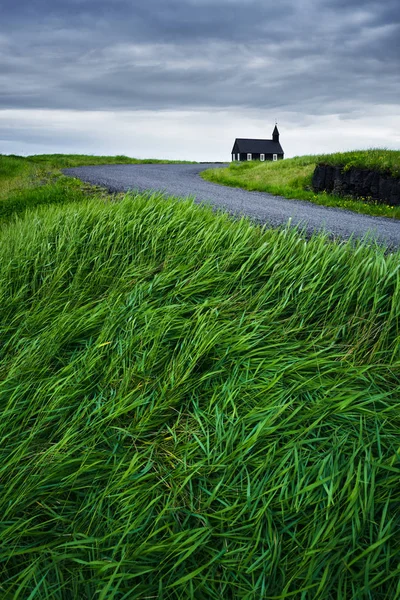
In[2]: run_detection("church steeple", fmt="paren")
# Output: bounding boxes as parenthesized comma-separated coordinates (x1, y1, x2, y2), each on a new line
(272, 124, 279, 143)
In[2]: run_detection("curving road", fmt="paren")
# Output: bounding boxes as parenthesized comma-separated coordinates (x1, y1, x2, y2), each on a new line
(64, 163, 400, 248)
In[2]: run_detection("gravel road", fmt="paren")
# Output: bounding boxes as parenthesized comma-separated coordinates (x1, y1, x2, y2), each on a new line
(64, 163, 400, 248)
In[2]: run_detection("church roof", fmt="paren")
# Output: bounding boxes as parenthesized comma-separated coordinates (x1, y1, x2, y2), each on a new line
(232, 138, 284, 154)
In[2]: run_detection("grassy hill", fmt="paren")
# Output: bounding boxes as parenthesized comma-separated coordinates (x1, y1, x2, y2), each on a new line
(0, 155, 399, 598)
(0, 153, 195, 221)
(202, 149, 400, 219)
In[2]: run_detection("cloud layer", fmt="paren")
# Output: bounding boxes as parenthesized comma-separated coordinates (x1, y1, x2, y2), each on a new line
(2, 0, 399, 113)
(1, 0, 399, 158)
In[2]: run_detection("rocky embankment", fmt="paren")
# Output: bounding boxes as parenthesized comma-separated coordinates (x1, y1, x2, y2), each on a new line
(312, 164, 400, 205)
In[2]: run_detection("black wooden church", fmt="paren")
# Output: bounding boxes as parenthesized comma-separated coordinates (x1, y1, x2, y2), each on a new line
(231, 125, 284, 162)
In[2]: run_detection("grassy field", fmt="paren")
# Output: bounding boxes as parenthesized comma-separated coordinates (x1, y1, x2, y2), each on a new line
(0, 155, 399, 598)
(0, 153, 195, 221)
(319, 149, 400, 177)
(202, 150, 400, 219)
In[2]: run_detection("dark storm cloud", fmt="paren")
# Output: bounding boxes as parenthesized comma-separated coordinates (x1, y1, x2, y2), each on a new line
(1, 0, 399, 114)
(1, 0, 294, 44)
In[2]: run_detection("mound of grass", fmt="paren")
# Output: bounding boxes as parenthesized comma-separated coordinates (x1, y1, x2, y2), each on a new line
(0, 155, 41, 199)
(0, 193, 399, 598)
(202, 150, 400, 219)
(0, 155, 96, 221)
(27, 153, 196, 169)
(320, 149, 400, 178)
(0, 181, 89, 221)
(0, 153, 195, 220)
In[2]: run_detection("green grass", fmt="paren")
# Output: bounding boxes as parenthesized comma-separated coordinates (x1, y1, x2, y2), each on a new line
(0, 153, 195, 220)
(0, 191, 399, 598)
(0, 155, 91, 221)
(320, 149, 400, 177)
(1, 153, 195, 177)
(202, 150, 400, 219)
(25, 153, 197, 169)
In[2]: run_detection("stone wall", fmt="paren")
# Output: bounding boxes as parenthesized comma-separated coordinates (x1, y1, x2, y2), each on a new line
(312, 164, 400, 206)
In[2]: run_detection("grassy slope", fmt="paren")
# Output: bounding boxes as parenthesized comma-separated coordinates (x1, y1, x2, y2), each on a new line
(0, 155, 399, 598)
(320, 149, 400, 177)
(0, 153, 195, 221)
(1, 153, 189, 195)
(26, 153, 196, 168)
(201, 150, 400, 219)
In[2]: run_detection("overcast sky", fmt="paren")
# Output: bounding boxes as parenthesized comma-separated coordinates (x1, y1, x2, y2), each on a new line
(1, 0, 399, 160)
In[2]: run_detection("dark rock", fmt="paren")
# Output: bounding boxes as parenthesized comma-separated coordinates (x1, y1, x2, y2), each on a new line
(312, 164, 400, 205)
